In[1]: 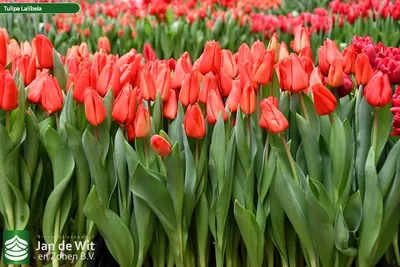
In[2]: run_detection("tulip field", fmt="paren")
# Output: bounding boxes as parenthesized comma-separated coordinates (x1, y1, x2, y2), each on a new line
(0, 0, 400, 266)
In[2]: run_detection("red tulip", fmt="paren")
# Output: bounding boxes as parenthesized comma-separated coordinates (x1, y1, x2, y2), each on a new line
(268, 32, 279, 63)
(239, 61, 253, 90)
(207, 89, 228, 124)
(318, 39, 343, 76)
(144, 43, 157, 62)
(92, 52, 107, 80)
(278, 42, 289, 61)
(85, 88, 106, 126)
(240, 82, 256, 115)
(199, 72, 217, 104)
(73, 68, 90, 104)
(98, 36, 111, 54)
(221, 49, 237, 78)
(172, 52, 192, 89)
(300, 46, 313, 62)
(184, 103, 206, 139)
(364, 71, 392, 107)
(179, 71, 199, 106)
(34, 34, 53, 69)
(355, 53, 373, 86)
(97, 61, 121, 97)
(328, 58, 344, 88)
(150, 134, 171, 156)
(310, 67, 323, 86)
(163, 89, 177, 119)
(259, 98, 289, 133)
(311, 84, 337, 115)
(66, 73, 76, 92)
(252, 50, 275, 85)
(291, 26, 310, 53)
(12, 55, 36, 86)
(278, 54, 309, 92)
(0, 72, 19, 111)
(0, 30, 7, 67)
(226, 80, 242, 113)
(140, 65, 157, 101)
(198, 41, 221, 75)
(125, 123, 135, 141)
(112, 85, 137, 125)
(237, 43, 253, 65)
(342, 44, 356, 74)
(217, 67, 233, 97)
(135, 104, 151, 138)
(41, 76, 64, 114)
(337, 73, 354, 98)
(251, 40, 265, 61)
(155, 65, 171, 101)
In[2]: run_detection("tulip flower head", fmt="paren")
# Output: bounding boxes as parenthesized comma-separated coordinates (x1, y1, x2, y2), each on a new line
(311, 84, 337, 115)
(198, 41, 221, 75)
(207, 89, 228, 124)
(179, 71, 199, 106)
(355, 53, 373, 86)
(184, 103, 206, 139)
(0, 71, 19, 111)
(278, 54, 309, 92)
(98, 36, 111, 54)
(259, 98, 289, 134)
(364, 71, 392, 107)
(135, 104, 151, 138)
(150, 134, 171, 157)
(291, 26, 310, 53)
(34, 34, 53, 69)
(240, 82, 256, 115)
(112, 85, 137, 125)
(85, 87, 106, 126)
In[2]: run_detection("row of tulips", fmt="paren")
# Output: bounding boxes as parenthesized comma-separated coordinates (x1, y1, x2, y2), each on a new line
(0, 27, 400, 267)
(2, 0, 400, 60)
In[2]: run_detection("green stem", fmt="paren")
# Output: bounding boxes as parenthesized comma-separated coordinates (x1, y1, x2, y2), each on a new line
(195, 139, 199, 165)
(264, 134, 269, 162)
(346, 257, 355, 267)
(5, 112, 10, 132)
(280, 135, 299, 184)
(52, 209, 61, 267)
(31, 234, 43, 267)
(143, 137, 149, 168)
(393, 230, 400, 266)
(75, 221, 96, 267)
(298, 92, 310, 122)
(55, 112, 59, 129)
(372, 107, 379, 153)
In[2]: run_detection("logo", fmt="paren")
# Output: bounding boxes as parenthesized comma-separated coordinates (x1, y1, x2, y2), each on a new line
(2, 230, 30, 264)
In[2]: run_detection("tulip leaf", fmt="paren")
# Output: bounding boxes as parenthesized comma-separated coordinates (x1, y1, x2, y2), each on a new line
(10, 76, 26, 145)
(42, 126, 75, 245)
(296, 114, 322, 182)
(373, 104, 393, 164)
(169, 103, 185, 150)
(343, 191, 362, 232)
(195, 193, 209, 267)
(52, 48, 67, 91)
(59, 89, 78, 139)
(377, 134, 400, 196)
(334, 208, 357, 257)
(23, 109, 39, 178)
(83, 187, 135, 267)
(234, 200, 264, 267)
(152, 92, 163, 133)
(258, 147, 277, 203)
(114, 128, 129, 223)
(358, 148, 383, 266)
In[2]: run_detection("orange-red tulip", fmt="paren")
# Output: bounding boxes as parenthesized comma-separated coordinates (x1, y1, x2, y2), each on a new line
(199, 72, 217, 104)
(140, 65, 157, 101)
(73, 68, 90, 104)
(278, 42, 289, 61)
(41, 75, 64, 114)
(342, 44, 356, 74)
(221, 49, 237, 78)
(311, 84, 337, 115)
(268, 32, 279, 63)
(328, 58, 344, 88)
(150, 134, 171, 156)
(98, 36, 111, 54)
(144, 43, 157, 62)
(226, 80, 242, 113)
(364, 71, 392, 107)
(0, 30, 7, 67)
(217, 67, 233, 97)
(125, 123, 135, 141)
(172, 52, 192, 89)
(97, 61, 121, 97)
(291, 26, 310, 53)
(135, 104, 151, 137)
(240, 82, 256, 115)
(237, 43, 253, 65)
(253, 50, 275, 85)
(207, 89, 228, 124)
(300, 46, 313, 62)
(310, 67, 323, 86)
(198, 41, 221, 75)
(318, 39, 343, 76)
(155, 65, 171, 102)
(259, 98, 289, 133)
(251, 40, 265, 61)
(0, 72, 19, 111)
(278, 54, 309, 92)
(239, 61, 253, 90)
(12, 55, 36, 86)
(355, 53, 373, 86)
(85, 88, 106, 126)
(184, 103, 206, 139)
(112, 85, 137, 125)
(34, 34, 53, 69)
(179, 71, 199, 106)
(163, 89, 177, 119)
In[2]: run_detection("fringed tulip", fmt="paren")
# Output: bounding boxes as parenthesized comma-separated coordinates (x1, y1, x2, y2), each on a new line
(85, 88, 106, 126)
(311, 84, 337, 115)
(184, 103, 206, 139)
(150, 135, 171, 156)
(364, 71, 392, 107)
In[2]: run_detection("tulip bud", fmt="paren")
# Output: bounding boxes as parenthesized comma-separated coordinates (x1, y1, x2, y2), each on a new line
(184, 103, 206, 139)
(237, 43, 253, 65)
(98, 36, 111, 54)
(328, 58, 344, 88)
(41, 76, 64, 114)
(240, 82, 256, 115)
(217, 67, 233, 97)
(97, 61, 121, 97)
(251, 40, 265, 61)
(0, 72, 19, 111)
(199, 72, 217, 104)
(198, 41, 221, 75)
(73, 68, 90, 104)
(355, 53, 373, 86)
(342, 44, 356, 74)
(278, 42, 289, 61)
(267, 33, 279, 63)
(150, 134, 171, 156)
(155, 65, 171, 102)
(291, 26, 310, 53)
(207, 89, 228, 124)
(12, 55, 36, 86)
(179, 71, 199, 106)
(0, 30, 7, 67)
(364, 71, 392, 107)
(34, 34, 53, 69)
(163, 89, 177, 120)
(252, 50, 275, 85)
(112, 85, 137, 125)
(311, 84, 337, 115)
(144, 43, 157, 62)
(221, 49, 237, 78)
(278, 54, 309, 92)
(135, 104, 151, 138)
(172, 52, 192, 89)
(238, 61, 253, 90)
(226, 80, 242, 113)
(85, 88, 106, 126)
(259, 98, 289, 134)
